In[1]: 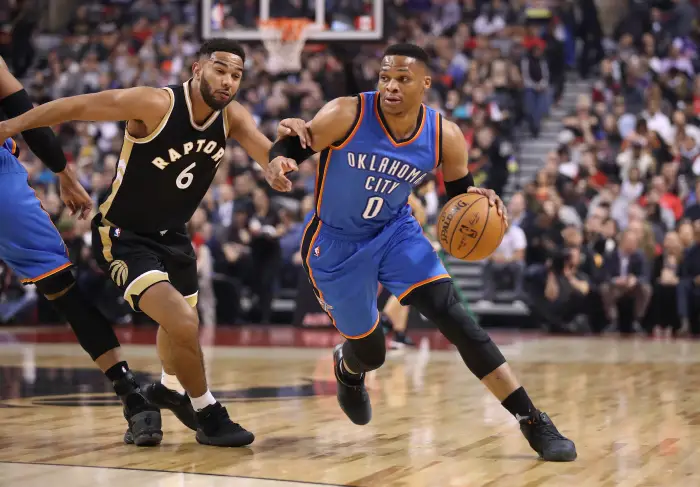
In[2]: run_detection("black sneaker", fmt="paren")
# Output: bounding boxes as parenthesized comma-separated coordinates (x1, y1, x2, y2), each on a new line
(333, 343, 372, 425)
(519, 411, 577, 462)
(389, 331, 416, 350)
(143, 382, 198, 431)
(114, 373, 162, 447)
(195, 402, 254, 447)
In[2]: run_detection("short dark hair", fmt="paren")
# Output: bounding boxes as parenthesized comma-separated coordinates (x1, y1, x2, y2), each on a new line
(198, 38, 246, 63)
(382, 43, 430, 65)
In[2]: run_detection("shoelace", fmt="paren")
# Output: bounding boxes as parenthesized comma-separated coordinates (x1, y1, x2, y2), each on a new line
(533, 418, 567, 441)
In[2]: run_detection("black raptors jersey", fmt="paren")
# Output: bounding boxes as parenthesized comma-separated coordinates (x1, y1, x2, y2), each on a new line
(98, 80, 228, 232)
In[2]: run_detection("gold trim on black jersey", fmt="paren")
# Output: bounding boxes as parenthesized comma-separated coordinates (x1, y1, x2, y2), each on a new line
(98, 138, 135, 221)
(222, 105, 230, 137)
(183, 80, 220, 131)
(124, 270, 170, 309)
(98, 225, 114, 262)
(124, 87, 175, 144)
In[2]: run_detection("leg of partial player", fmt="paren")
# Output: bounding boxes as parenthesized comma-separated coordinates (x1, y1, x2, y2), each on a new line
(139, 325, 200, 431)
(383, 295, 415, 348)
(139, 282, 254, 447)
(405, 280, 577, 462)
(36, 271, 162, 446)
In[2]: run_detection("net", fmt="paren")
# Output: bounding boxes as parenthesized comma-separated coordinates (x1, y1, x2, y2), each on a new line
(259, 18, 319, 74)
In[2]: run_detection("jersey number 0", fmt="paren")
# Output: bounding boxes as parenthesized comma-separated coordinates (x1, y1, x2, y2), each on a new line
(362, 196, 384, 219)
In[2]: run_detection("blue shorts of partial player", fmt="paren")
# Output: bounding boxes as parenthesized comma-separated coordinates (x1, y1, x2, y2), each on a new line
(0, 143, 72, 284)
(300, 213, 450, 339)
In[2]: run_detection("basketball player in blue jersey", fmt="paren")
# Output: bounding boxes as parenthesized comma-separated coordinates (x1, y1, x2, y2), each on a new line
(0, 57, 165, 445)
(268, 44, 577, 461)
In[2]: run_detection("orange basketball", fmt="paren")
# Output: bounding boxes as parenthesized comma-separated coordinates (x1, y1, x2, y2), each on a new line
(437, 193, 506, 261)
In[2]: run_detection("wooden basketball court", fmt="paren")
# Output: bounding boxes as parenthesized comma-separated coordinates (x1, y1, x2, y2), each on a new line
(0, 326, 698, 486)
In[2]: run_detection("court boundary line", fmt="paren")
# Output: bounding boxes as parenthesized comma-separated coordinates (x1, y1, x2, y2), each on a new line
(0, 461, 349, 487)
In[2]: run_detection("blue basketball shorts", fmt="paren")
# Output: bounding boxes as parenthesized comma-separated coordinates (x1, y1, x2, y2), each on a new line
(0, 170, 71, 283)
(301, 214, 450, 338)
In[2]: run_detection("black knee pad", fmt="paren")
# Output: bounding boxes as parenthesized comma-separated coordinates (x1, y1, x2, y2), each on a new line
(33, 268, 75, 297)
(342, 325, 386, 373)
(36, 272, 120, 361)
(407, 281, 506, 379)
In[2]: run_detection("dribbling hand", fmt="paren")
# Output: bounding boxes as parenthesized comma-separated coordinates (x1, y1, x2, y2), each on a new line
(466, 187, 508, 227)
(266, 156, 298, 192)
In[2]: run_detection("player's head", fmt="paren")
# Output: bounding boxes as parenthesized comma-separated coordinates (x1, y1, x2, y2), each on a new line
(192, 38, 246, 110)
(378, 43, 431, 116)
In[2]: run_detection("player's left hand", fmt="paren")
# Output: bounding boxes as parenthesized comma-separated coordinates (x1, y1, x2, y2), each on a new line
(277, 118, 312, 148)
(266, 156, 298, 192)
(467, 187, 508, 226)
(57, 165, 93, 219)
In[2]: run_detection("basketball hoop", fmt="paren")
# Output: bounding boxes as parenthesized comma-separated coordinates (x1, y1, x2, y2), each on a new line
(259, 18, 319, 74)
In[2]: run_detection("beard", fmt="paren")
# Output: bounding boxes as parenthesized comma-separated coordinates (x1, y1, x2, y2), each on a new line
(200, 77, 234, 110)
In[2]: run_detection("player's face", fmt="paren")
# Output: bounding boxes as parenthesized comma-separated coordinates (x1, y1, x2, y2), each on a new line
(193, 52, 243, 110)
(377, 56, 431, 115)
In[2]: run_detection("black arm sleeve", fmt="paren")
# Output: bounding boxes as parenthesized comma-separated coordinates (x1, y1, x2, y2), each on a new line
(444, 172, 475, 200)
(0, 89, 67, 173)
(269, 136, 317, 164)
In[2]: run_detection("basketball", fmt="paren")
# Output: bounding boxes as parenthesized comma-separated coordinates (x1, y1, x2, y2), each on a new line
(437, 193, 506, 261)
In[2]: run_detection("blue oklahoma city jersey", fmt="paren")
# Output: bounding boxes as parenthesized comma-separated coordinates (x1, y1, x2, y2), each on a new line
(0, 138, 71, 282)
(301, 92, 450, 339)
(317, 91, 440, 236)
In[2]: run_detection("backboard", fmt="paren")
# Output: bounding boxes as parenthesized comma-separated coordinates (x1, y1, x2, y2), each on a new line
(201, 0, 384, 42)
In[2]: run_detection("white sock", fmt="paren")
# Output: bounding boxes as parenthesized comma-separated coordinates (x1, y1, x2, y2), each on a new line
(190, 390, 217, 411)
(161, 370, 185, 395)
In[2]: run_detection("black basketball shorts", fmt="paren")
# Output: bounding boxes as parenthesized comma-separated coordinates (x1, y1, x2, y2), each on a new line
(91, 214, 198, 312)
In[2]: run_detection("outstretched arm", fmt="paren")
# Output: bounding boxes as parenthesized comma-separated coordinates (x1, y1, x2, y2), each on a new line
(441, 119, 506, 221)
(0, 56, 97, 218)
(226, 100, 311, 192)
(0, 86, 171, 140)
(0, 56, 67, 174)
(268, 96, 358, 164)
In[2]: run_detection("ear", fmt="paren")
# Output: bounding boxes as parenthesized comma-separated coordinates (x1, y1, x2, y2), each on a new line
(192, 60, 202, 79)
(424, 75, 432, 90)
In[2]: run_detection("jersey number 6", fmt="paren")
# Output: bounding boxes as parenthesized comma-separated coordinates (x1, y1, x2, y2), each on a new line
(362, 196, 384, 220)
(176, 162, 196, 189)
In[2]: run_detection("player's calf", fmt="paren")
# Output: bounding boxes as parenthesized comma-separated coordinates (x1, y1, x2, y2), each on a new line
(333, 326, 386, 425)
(405, 280, 577, 462)
(139, 282, 253, 447)
(35, 270, 162, 446)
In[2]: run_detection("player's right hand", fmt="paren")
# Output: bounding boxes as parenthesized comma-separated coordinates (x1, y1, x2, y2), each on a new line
(266, 156, 298, 192)
(57, 165, 93, 219)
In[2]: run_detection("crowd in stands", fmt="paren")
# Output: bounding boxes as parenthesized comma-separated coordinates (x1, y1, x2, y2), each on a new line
(0, 0, 607, 329)
(485, 0, 700, 337)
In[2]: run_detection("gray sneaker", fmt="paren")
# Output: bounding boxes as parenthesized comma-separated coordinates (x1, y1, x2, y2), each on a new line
(123, 409, 163, 446)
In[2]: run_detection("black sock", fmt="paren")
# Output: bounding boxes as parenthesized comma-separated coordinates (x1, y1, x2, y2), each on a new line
(105, 361, 129, 382)
(107, 365, 151, 412)
(501, 387, 536, 420)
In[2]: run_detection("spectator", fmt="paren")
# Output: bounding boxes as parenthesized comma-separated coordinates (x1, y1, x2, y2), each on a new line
(645, 231, 683, 336)
(521, 41, 549, 137)
(481, 196, 527, 306)
(247, 188, 285, 323)
(600, 230, 652, 334)
(528, 247, 591, 334)
(679, 219, 700, 335)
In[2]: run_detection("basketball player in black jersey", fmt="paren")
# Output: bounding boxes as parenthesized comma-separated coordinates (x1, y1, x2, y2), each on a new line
(0, 39, 308, 447)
